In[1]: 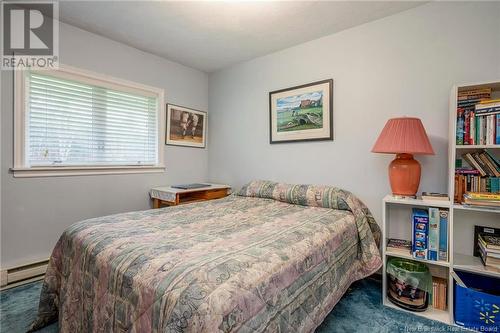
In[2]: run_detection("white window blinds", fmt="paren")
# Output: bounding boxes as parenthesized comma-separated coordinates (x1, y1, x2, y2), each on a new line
(26, 71, 159, 167)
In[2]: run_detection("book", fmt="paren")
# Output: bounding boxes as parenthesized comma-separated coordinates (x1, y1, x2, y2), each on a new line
(475, 106, 500, 116)
(478, 240, 500, 257)
(454, 174, 465, 203)
(478, 247, 500, 269)
(432, 282, 436, 307)
(463, 197, 500, 207)
(473, 225, 500, 257)
(491, 177, 500, 193)
(487, 115, 495, 144)
(469, 111, 475, 145)
(472, 152, 493, 176)
(458, 88, 492, 97)
(466, 192, 500, 201)
(476, 103, 500, 110)
(387, 238, 412, 254)
(494, 178, 500, 192)
(459, 100, 483, 108)
(462, 153, 487, 176)
(438, 209, 448, 261)
(464, 110, 471, 144)
(171, 183, 211, 189)
(476, 229, 500, 270)
(479, 152, 500, 177)
(431, 277, 448, 310)
(428, 208, 439, 261)
(479, 234, 500, 250)
(421, 192, 448, 201)
(458, 93, 491, 101)
(476, 100, 500, 108)
(478, 116, 485, 145)
(477, 98, 500, 104)
(412, 208, 429, 260)
(456, 108, 464, 145)
(455, 168, 480, 175)
(484, 149, 500, 170)
(497, 114, 500, 144)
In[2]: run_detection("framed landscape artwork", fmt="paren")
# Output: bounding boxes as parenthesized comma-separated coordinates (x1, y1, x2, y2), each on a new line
(166, 104, 207, 148)
(269, 79, 333, 143)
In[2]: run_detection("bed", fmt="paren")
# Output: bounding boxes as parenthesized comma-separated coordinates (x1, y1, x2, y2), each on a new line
(29, 181, 382, 332)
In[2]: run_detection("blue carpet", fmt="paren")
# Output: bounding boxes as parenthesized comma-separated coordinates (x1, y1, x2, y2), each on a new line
(0, 278, 463, 332)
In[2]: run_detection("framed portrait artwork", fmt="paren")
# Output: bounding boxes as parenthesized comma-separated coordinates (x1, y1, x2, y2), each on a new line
(166, 104, 207, 148)
(269, 79, 333, 143)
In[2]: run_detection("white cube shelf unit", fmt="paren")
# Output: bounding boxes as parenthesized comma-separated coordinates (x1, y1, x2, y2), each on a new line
(382, 79, 500, 328)
(382, 195, 453, 324)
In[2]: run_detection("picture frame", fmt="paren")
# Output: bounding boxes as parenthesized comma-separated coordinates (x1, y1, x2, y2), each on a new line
(269, 79, 333, 144)
(166, 104, 207, 148)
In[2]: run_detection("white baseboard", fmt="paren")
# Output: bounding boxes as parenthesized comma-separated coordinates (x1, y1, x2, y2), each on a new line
(0, 275, 44, 291)
(0, 259, 48, 288)
(0, 269, 7, 287)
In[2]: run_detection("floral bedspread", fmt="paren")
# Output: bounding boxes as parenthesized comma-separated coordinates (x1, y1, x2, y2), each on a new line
(30, 181, 382, 332)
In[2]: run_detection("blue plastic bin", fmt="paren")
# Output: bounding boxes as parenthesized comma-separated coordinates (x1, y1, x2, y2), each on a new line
(454, 270, 500, 331)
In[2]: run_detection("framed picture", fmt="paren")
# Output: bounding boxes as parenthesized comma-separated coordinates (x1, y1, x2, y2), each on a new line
(269, 79, 333, 143)
(166, 104, 207, 148)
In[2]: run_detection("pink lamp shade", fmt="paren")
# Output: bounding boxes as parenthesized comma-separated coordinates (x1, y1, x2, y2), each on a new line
(371, 117, 435, 155)
(371, 117, 434, 197)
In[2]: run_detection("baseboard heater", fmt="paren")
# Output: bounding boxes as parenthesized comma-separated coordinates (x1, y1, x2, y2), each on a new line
(0, 259, 49, 288)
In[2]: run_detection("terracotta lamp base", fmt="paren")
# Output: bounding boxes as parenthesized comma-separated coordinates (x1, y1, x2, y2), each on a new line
(389, 153, 421, 197)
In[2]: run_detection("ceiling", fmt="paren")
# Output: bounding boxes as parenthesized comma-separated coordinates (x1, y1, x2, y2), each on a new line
(59, 1, 426, 73)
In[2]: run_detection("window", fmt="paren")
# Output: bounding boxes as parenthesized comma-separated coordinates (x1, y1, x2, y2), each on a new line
(13, 65, 165, 177)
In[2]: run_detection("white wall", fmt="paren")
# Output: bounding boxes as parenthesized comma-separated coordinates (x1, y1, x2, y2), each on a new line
(208, 2, 500, 225)
(1, 23, 209, 268)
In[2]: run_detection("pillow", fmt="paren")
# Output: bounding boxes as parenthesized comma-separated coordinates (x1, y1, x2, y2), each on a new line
(237, 180, 381, 246)
(238, 180, 349, 210)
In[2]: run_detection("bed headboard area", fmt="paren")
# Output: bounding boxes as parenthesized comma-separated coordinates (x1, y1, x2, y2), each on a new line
(237, 180, 381, 246)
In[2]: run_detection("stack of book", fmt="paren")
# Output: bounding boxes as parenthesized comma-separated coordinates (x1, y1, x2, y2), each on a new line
(463, 192, 500, 207)
(411, 208, 448, 262)
(456, 88, 491, 145)
(387, 238, 412, 255)
(454, 149, 500, 203)
(475, 99, 500, 145)
(431, 277, 447, 311)
(478, 233, 500, 270)
(462, 150, 500, 178)
(421, 192, 448, 201)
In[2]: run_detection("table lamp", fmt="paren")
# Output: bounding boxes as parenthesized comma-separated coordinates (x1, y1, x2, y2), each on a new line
(371, 117, 434, 197)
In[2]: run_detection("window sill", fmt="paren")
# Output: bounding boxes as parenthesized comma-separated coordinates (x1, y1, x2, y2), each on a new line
(10, 165, 166, 178)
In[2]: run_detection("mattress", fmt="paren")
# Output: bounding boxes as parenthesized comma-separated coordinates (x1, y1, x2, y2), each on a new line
(30, 182, 382, 332)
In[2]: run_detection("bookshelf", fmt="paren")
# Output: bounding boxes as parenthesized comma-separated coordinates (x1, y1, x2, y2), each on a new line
(382, 195, 452, 324)
(381, 80, 500, 329)
(449, 80, 500, 328)
(448, 78, 500, 282)
(447, 80, 500, 328)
